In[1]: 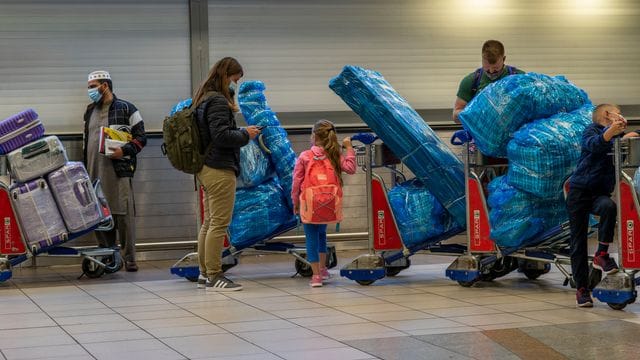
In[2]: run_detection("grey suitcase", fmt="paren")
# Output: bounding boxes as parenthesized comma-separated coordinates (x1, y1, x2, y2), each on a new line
(47, 162, 102, 233)
(10, 178, 68, 254)
(8, 136, 68, 183)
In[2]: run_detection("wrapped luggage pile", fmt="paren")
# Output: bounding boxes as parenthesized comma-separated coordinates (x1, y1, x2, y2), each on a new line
(171, 86, 297, 248)
(459, 73, 593, 248)
(0, 109, 106, 254)
(329, 65, 465, 232)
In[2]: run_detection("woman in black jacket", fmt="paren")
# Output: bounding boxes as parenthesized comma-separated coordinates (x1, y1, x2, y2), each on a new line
(192, 57, 260, 291)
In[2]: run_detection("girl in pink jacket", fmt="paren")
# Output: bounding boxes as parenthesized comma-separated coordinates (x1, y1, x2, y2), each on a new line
(291, 120, 356, 287)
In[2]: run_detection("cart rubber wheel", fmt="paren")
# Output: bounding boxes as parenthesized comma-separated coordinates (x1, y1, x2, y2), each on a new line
(356, 279, 376, 286)
(103, 252, 123, 274)
(523, 269, 545, 280)
(608, 302, 628, 311)
(185, 275, 199, 282)
(295, 256, 313, 278)
(222, 257, 239, 272)
(457, 280, 476, 287)
(386, 259, 411, 277)
(82, 258, 106, 278)
(326, 246, 338, 269)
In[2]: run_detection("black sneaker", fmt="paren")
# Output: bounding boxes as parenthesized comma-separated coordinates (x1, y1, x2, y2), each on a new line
(593, 253, 619, 275)
(206, 275, 243, 292)
(576, 287, 593, 308)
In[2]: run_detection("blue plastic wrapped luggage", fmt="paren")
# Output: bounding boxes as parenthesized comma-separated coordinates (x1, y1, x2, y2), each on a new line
(507, 105, 593, 198)
(487, 176, 567, 248)
(169, 99, 192, 116)
(387, 179, 454, 248)
(459, 73, 591, 157)
(329, 65, 465, 227)
(238, 81, 296, 210)
(238, 140, 273, 188)
(228, 177, 296, 248)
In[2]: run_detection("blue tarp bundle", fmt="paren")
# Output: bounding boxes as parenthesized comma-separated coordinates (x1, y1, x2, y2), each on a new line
(229, 178, 293, 248)
(329, 65, 465, 227)
(238, 140, 273, 188)
(387, 179, 454, 248)
(239, 81, 296, 210)
(169, 98, 192, 116)
(459, 73, 591, 157)
(487, 176, 567, 248)
(507, 105, 594, 198)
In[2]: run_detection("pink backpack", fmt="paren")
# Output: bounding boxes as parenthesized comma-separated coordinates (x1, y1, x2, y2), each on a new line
(299, 151, 343, 224)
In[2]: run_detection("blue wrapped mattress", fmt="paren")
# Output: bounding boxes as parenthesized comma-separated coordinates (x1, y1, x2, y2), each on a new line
(229, 177, 295, 248)
(487, 176, 567, 248)
(507, 105, 593, 198)
(238, 140, 273, 189)
(459, 73, 590, 157)
(238, 81, 296, 210)
(387, 179, 454, 248)
(329, 65, 465, 227)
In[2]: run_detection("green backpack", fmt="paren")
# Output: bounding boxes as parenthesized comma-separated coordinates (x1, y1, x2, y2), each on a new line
(161, 99, 210, 175)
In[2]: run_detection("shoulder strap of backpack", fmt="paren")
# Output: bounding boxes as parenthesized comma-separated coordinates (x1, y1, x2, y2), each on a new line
(470, 67, 483, 99)
(506, 65, 517, 75)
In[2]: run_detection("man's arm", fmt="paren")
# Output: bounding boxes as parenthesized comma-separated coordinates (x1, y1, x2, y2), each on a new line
(452, 97, 467, 124)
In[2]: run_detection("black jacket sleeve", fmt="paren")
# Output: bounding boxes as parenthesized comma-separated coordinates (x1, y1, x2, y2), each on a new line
(207, 95, 249, 148)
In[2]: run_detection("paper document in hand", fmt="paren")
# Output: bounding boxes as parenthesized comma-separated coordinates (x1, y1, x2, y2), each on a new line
(99, 126, 132, 155)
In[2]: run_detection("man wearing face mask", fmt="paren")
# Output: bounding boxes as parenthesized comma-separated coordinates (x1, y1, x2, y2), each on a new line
(83, 70, 147, 272)
(453, 40, 524, 123)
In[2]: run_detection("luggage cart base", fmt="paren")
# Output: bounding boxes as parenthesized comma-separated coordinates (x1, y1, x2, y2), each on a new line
(593, 271, 638, 310)
(445, 255, 481, 286)
(340, 254, 387, 286)
(170, 244, 338, 281)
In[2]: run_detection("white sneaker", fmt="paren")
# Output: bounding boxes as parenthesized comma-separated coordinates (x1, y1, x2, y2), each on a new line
(197, 274, 207, 289)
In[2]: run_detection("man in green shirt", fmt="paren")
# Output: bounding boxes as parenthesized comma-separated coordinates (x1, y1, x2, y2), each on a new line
(453, 40, 524, 123)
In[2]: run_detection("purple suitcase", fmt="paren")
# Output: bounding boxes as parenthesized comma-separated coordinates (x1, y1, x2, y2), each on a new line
(8, 136, 68, 183)
(47, 162, 102, 233)
(10, 178, 68, 254)
(0, 109, 45, 155)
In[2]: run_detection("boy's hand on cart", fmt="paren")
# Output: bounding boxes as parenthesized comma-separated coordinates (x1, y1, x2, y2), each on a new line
(108, 147, 124, 159)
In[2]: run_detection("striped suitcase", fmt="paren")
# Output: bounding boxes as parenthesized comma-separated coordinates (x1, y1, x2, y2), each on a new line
(8, 136, 68, 183)
(47, 162, 102, 233)
(0, 181, 26, 255)
(10, 178, 68, 254)
(0, 109, 45, 155)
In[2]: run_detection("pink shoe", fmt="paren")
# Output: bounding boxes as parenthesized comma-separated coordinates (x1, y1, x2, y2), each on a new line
(320, 267, 331, 281)
(310, 275, 323, 287)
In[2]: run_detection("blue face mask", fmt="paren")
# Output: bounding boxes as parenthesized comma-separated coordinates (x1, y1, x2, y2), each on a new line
(229, 82, 237, 95)
(88, 87, 102, 103)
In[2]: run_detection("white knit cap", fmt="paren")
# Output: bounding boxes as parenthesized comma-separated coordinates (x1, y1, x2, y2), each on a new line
(88, 70, 111, 82)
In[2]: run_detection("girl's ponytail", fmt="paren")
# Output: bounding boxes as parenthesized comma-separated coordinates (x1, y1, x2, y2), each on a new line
(312, 120, 343, 185)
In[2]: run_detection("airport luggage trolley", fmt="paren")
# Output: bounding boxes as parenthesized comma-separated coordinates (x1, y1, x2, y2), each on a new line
(170, 187, 337, 282)
(0, 157, 121, 282)
(340, 133, 466, 286)
(445, 130, 577, 287)
(590, 137, 640, 310)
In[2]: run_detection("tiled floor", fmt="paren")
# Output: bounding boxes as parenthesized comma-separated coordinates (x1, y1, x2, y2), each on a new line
(1, 250, 640, 360)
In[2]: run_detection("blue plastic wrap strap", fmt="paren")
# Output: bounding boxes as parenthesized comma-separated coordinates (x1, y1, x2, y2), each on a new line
(351, 133, 378, 145)
(451, 130, 472, 146)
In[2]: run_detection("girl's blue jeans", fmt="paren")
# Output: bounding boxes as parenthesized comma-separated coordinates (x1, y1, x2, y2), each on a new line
(303, 223, 327, 263)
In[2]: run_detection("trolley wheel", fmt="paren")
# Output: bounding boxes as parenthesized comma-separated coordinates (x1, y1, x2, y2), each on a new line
(523, 269, 546, 280)
(102, 252, 123, 274)
(386, 258, 411, 277)
(608, 302, 628, 311)
(326, 246, 338, 269)
(185, 275, 199, 282)
(294, 256, 313, 278)
(457, 280, 477, 287)
(562, 277, 577, 289)
(222, 257, 239, 272)
(81, 258, 106, 278)
(356, 279, 376, 286)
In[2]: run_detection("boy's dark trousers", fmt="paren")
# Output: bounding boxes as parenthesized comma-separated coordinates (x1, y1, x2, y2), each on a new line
(566, 187, 617, 289)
